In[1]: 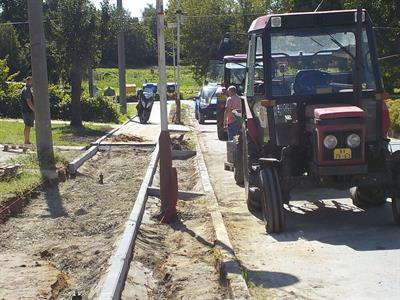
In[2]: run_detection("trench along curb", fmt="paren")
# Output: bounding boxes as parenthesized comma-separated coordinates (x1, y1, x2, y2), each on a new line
(193, 131, 251, 299)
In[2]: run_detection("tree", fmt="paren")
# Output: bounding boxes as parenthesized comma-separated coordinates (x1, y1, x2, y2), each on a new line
(47, 0, 99, 127)
(167, 0, 238, 81)
(125, 21, 157, 67)
(0, 0, 29, 44)
(0, 23, 28, 78)
(344, 0, 400, 93)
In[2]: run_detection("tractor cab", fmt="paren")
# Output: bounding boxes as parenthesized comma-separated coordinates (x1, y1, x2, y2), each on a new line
(240, 9, 400, 233)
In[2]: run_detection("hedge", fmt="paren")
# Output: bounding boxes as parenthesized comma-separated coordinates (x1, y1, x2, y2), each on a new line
(0, 83, 121, 123)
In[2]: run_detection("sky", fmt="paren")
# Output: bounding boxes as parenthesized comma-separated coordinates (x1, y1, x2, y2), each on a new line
(92, 0, 168, 19)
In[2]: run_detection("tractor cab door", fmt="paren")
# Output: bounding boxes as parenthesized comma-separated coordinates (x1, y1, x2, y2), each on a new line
(245, 33, 269, 145)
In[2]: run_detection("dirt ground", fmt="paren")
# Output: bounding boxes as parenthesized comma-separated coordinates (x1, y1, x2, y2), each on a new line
(121, 157, 227, 300)
(0, 148, 150, 299)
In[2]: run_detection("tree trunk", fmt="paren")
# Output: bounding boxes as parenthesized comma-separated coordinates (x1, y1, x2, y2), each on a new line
(70, 57, 83, 127)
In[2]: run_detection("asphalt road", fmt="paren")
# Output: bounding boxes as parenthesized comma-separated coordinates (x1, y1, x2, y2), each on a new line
(196, 117, 400, 300)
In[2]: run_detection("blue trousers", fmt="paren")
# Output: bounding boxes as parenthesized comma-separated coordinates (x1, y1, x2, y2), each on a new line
(228, 121, 239, 140)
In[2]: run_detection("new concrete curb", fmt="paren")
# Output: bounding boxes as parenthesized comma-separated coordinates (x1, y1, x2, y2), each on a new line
(195, 141, 251, 299)
(68, 118, 133, 175)
(98, 144, 160, 300)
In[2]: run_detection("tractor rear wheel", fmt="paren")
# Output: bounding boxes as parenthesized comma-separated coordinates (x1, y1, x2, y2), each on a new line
(350, 187, 387, 208)
(259, 167, 285, 233)
(392, 193, 400, 225)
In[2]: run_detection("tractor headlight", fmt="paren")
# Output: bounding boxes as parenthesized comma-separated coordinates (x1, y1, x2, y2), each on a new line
(323, 135, 338, 149)
(347, 133, 361, 148)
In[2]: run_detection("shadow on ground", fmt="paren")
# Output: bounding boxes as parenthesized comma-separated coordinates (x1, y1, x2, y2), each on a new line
(250, 188, 400, 251)
(42, 184, 67, 218)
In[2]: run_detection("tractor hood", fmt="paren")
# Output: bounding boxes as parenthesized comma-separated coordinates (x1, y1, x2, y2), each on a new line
(306, 105, 365, 121)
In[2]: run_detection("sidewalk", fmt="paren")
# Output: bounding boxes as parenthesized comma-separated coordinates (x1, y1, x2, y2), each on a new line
(115, 101, 190, 144)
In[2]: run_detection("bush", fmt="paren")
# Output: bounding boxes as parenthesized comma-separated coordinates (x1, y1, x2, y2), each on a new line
(0, 83, 121, 123)
(387, 99, 400, 136)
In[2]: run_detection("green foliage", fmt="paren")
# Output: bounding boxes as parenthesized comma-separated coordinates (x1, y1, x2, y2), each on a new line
(91, 66, 201, 99)
(0, 153, 41, 201)
(387, 99, 400, 136)
(0, 24, 26, 78)
(0, 80, 121, 123)
(166, 0, 238, 81)
(343, 0, 400, 93)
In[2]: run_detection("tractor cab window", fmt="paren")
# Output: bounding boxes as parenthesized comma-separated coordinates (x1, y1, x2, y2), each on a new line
(225, 62, 246, 94)
(246, 35, 265, 97)
(270, 28, 377, 96)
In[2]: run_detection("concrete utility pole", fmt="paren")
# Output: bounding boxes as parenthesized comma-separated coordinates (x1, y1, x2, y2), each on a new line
(175, 1, 182, 124)
(168, 23, 178, 90)
(157, 0, 176, 221)
(117, 0, 127, 114)
(27, 0, 55, 178)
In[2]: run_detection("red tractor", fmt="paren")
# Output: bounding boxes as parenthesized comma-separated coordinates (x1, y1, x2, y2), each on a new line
(215, 54, 247, 140)
(238, 9, 400, 233)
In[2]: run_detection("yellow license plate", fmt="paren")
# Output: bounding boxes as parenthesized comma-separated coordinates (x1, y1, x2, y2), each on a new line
(334, 148, 352, 160)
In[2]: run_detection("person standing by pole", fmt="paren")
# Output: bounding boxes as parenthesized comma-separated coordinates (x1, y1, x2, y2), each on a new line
(20, 76, 35, 145)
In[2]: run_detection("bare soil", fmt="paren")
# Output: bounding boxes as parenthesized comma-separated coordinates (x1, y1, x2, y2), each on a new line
(107, 133, 147, 143)
(0, 149, 150, 299)
(122, 156, 226, 299)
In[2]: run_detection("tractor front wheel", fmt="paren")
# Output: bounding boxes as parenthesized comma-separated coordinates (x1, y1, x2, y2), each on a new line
(259, 167, 285, 233)
(350, 187, 387, 208)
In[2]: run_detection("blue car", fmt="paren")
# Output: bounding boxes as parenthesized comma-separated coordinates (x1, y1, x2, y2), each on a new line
(194, 84, 218, 124)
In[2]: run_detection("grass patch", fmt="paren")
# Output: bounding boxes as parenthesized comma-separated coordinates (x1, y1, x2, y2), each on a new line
(0, 152, 68, 202)
(247, 281, 274, 300)
(0, 120, 113, 146)
(0, 154, 41, 200)
(119, 103, 137, 123)
(89, 66, 201, 100)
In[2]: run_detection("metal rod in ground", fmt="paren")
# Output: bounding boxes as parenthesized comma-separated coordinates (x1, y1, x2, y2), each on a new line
(27, 0, 56, 179)
(117, 0, 127, 114)
(157, 0, 175, 220)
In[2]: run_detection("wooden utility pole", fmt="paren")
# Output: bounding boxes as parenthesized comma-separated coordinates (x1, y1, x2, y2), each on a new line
(117, 0, 127, 114)
(157, 0, 176, 221)
(27, 0, 55, 178)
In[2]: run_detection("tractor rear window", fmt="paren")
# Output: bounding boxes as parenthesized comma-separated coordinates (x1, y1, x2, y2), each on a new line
(270, 28, 376, 96)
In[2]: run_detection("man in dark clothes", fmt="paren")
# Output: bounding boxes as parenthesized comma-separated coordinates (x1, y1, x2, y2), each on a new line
(20, 76, 35, 144)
